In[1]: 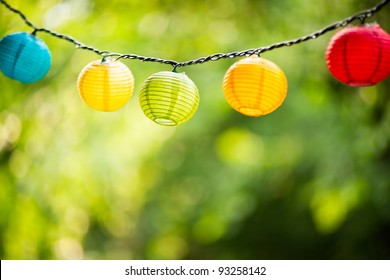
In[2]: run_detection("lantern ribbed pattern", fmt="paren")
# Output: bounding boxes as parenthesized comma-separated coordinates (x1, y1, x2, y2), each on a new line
(223, 55, 288, 117)
(326, 24, 390, 86)
(0, 32, 51, 83)
(139, 71, 200, 126)
(77, 59, 134, 112)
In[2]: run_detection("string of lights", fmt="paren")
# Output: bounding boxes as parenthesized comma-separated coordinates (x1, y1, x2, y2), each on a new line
(0, 0, 389, 69)
(0, 0, 389, 127)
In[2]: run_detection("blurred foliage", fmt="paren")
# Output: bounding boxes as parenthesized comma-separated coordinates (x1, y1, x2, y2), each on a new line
(0, 0, 390, 260)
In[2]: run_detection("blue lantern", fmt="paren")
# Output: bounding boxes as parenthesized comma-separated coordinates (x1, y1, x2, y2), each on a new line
(0, 32, 51, 83)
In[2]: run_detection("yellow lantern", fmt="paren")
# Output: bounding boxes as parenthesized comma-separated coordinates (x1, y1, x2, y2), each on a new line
(77, 58, 134, 112)
(139, 71, 200, 126)
(223, 55, 288, 117)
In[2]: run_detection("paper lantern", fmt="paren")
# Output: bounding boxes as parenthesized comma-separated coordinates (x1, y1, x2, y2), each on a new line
(326, 24, 390, 86)
(223, 55, 288, 117)
(139, 71, 199, 126)
(0, 32, 51, 83)
(77, 58, 134, 112)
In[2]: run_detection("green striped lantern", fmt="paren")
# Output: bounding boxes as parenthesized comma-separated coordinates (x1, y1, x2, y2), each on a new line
(139, 71, 200, 126)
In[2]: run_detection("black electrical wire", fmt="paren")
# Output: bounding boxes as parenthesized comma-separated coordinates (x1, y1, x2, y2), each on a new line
(0, 0, 389, 70)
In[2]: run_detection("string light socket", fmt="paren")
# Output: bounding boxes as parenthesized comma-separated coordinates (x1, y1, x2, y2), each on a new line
(77, 58, 134, 112)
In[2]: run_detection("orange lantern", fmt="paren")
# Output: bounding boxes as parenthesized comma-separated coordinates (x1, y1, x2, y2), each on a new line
(223, 55, 288, 117)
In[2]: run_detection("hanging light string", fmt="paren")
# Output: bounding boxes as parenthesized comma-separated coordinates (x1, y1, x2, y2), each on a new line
(0, 0, 389, 70)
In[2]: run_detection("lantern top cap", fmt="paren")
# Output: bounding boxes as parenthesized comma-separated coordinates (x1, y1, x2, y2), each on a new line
(151, 70, 189, 77)
(101, 56, 114, 64)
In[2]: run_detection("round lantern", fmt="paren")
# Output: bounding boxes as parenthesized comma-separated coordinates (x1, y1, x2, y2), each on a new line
(77, 58, 134, 112)
(0, 32, 51, 83)
(223, 55, 288, 117)
(326, 24, 390, 86)
(139, 71, 199, 126)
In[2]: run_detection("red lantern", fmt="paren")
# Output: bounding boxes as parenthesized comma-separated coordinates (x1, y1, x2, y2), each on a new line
(326, 24, 390, 86)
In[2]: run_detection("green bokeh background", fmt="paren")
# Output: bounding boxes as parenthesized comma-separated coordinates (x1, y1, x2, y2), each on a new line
(0, 0, 389, 259)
